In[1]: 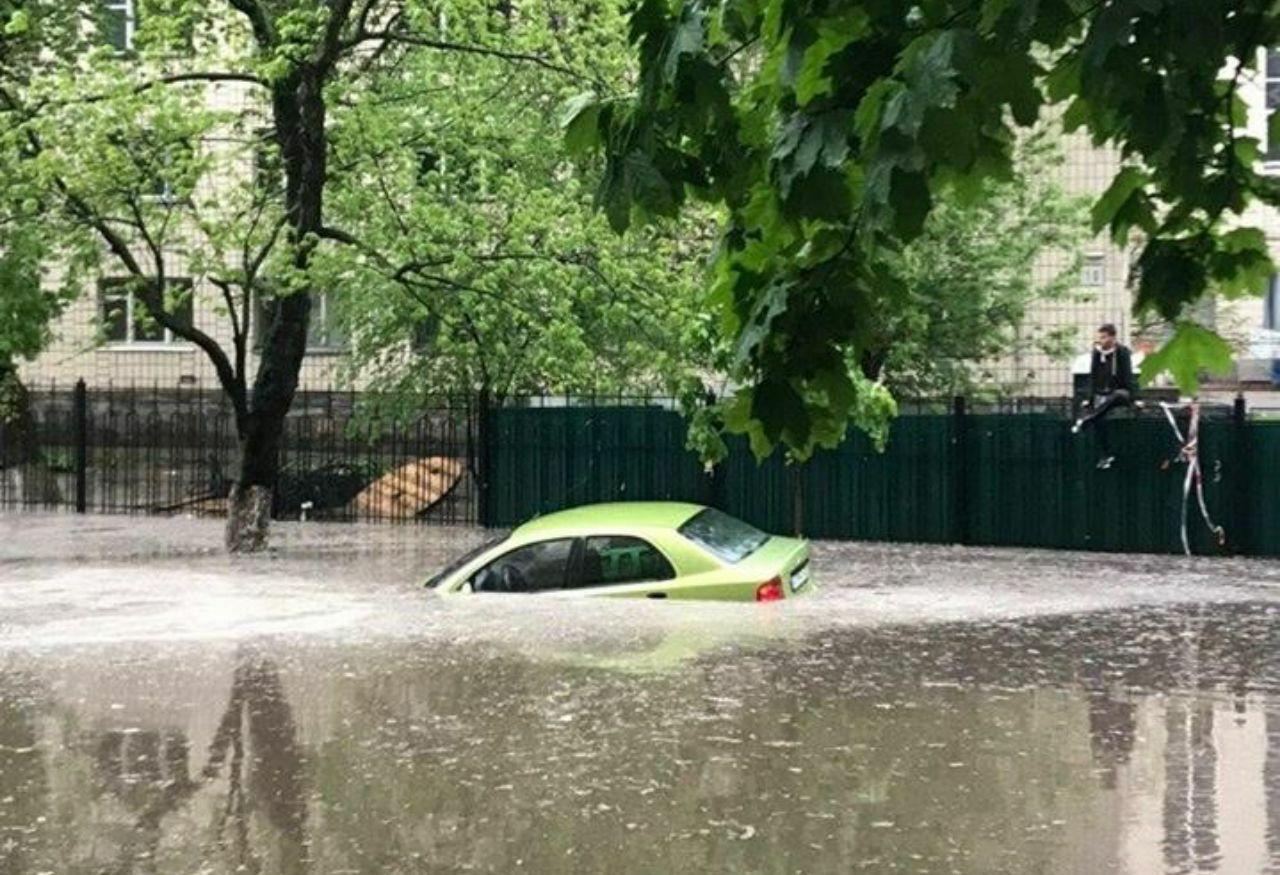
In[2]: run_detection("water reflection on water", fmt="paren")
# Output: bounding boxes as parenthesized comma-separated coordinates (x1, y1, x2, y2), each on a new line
(4, 601, 1280, 873)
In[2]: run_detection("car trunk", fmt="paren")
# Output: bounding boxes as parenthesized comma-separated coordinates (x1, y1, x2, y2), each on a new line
(742, 536, 812, 597)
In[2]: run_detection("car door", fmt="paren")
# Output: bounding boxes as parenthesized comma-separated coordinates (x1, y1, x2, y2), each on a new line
(569, 535, 677, 598)
(470, 538, 576, 593)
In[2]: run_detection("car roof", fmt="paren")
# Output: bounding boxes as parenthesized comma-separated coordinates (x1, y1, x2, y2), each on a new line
(513, 502, 706, 537)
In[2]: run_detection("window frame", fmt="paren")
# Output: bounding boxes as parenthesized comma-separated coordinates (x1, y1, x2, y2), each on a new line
(574, 534, 677, 590)
(308, 290, 346, 352)
(469, 537, 579, 593)
(100, 277, 194, 348)
(102, 0, 137, 53)
(253, 291, 346, 354)
(1267, 49, 1280, 162)
(139, 137, 194, 207)
(1080, 253, 1106, 288)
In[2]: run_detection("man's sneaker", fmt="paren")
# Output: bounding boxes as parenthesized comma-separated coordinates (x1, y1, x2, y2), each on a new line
(1096, 455, 1115, 470)
(1071, 420, 1083, 435)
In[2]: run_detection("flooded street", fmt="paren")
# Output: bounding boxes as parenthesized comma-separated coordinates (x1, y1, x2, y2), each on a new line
(4, 515, 1280, 873)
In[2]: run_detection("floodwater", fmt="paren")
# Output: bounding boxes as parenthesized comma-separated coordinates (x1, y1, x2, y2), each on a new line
(4, 517, 1280, 873)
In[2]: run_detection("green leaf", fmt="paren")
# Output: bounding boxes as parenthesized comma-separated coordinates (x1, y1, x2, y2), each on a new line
(1139, 321, 1234, 395)
(978, 0, 1018, 31)
(1078, 3, 1135, 90)
(793, 11, 869, 106)
(854, 79, 897, 143)
(1090, 166, 1146, 235)
(1044, 54, 1081, 103)
(663, 7, 706, 82)
(733, 279, 791, 366)
(722, 388, 775, 459)
(1210, 227, 1274, 299)
(597, 159, 632, 233)
(623, 149, 675, 216)
(752, 377, 810, 450)
(889, 169, 931, 239)
(1134, 237, 1207, 321)
(561, 93, 601, 159)
(4, 7, 30, 35)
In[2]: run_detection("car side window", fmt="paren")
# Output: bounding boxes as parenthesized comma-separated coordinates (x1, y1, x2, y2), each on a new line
(578, 536, 675, 588)
(472, 539, 574, 593)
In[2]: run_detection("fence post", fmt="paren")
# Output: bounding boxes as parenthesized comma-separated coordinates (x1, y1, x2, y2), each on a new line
(475, 388, 492, 526)
(1233, 392, 1251, 555)
(790, 463, 805, 537)
(73, 378, 87, 514)
(952, 395, 968, 545)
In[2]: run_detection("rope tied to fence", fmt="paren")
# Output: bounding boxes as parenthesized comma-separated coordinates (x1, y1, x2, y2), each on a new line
(1158, 400, 1225, 556)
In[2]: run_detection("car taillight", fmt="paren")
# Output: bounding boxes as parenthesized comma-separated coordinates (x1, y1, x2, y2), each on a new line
(755, 577, 784, 602)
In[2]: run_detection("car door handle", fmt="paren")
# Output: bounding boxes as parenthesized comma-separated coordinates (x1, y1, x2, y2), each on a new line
(646, 592, 667, 599)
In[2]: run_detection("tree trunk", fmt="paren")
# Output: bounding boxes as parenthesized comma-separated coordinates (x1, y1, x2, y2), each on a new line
(225, 425, 281, 553)
(223, 289, 310, 552)
(223, 65, 325, 552)
(0, 363, 61, 505)
(0, 362, 35, 467)
(859, 349, 886, 382)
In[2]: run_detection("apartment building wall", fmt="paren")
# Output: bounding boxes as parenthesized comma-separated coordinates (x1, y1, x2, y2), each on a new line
(998, 130, 1139, 397)
(991, 51, 1280, 396)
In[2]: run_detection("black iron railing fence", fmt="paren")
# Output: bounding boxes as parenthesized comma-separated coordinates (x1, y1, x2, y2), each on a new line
(3, 381, 1278, 556)
(0, 381, 478, 525)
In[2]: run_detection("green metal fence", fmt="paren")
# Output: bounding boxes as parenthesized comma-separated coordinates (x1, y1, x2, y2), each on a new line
(485, 405, 709, 527)
(1251, 422, 1280, 557)
(484, 400, 1277, 557)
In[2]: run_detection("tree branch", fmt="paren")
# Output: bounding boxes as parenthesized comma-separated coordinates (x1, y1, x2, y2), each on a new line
(225, 0, 277, 46)
(120, 71, 268, 100)
(58, 180, 245, 413)
(315, 0, 357, 74)
(349, 31, 589, 81)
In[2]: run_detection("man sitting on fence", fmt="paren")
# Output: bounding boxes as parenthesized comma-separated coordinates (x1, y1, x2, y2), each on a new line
(1071, 323, 1136, 470)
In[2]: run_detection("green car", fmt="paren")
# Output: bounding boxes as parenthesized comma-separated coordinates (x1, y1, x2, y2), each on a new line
(427, 502, 813, 602)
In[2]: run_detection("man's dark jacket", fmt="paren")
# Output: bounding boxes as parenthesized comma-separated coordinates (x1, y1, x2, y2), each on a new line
(1090, 344, 1135, 395)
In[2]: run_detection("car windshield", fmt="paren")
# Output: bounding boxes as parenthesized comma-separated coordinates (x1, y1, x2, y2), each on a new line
(678, 508, 769, 563)
(425, 535, 507, 587)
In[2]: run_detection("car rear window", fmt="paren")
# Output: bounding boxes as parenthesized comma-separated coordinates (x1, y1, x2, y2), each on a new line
(678, 508, 769, 563)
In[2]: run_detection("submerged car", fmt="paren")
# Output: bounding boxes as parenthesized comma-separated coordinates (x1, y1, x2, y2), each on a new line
(427, 502, 812, 602)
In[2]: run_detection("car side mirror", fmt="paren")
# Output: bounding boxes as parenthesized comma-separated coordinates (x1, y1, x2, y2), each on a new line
(462, 580, 474, 593)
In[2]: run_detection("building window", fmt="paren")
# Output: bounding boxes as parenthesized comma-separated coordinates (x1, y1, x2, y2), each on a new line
(309, 292, 346, 350)
(1266, 274, 1280, 330)
(101, 278, 193, 345)
(254, 292, 346, 352)
(1267, 50, 1280, 161)
(143, 139, 192, 205)
(101, 0, 136, 52)
(1081, 254, 1106, 287)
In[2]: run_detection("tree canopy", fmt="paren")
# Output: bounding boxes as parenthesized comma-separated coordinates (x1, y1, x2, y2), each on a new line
(569, 0, 1280, 458)
(2, 0, 686, 548)
(316, 8, 712, 403)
